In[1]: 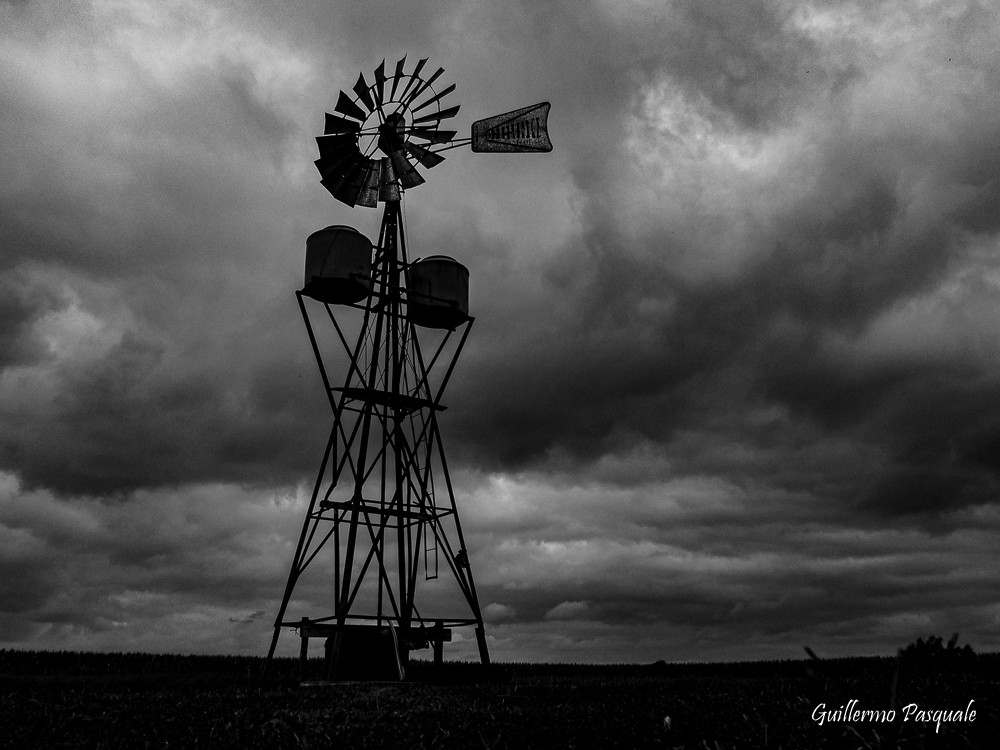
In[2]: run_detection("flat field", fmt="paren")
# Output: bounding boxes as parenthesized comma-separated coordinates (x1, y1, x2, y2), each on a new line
(0, 650, 996, 748)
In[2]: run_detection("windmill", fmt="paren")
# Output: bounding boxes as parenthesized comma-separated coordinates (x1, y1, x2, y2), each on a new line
(265, 57, 551, 680)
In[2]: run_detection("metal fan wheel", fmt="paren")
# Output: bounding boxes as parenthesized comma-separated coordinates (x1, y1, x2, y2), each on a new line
(314, 57, 459, 208)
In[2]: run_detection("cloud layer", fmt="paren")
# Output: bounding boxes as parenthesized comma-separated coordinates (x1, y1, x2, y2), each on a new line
(2, 0, 1000, 662)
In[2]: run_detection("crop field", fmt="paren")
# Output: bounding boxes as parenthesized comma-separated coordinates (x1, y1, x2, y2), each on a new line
(1, 649, 997, 748)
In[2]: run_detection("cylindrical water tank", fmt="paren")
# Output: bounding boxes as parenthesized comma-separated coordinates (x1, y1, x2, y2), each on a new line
(407, 256, 469, 329)
(302, 225, 372, 304)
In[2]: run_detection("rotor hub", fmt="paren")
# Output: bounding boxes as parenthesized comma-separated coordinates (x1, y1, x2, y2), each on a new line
(376, 113, 406, 156)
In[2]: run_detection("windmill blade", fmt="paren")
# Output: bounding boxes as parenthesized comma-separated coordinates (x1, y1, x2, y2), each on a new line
(412, 104, 460, 125)
(333, 182, 362, 207)
(411, 83, 456, 114)
(389, 56, 406, 100)
(404, 66, 444, 107)
(316, 149, 363, 183)
(331, 158, 368, 206)
(315, 133, 358, 160)
(378, 156, 400, 202)
(373, 59, 387, 110)
(390, 149, 425, 189)
(356, 159, 382, 207)
(315, 134, 361, 176)
(399, 57, 427, 101)
(318, 152, 364, 196)
(324, 113, 361, 135)
(315, 154, 356, 185)
(335, 90, 367, 122)
(315, 157, 341, 182)
(352, 72, 375, 114)
(407, 128, 457, 144)
(405, 141, 446, 169)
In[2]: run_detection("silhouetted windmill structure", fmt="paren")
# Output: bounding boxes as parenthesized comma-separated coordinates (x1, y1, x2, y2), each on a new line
(264, 57, 551, 680)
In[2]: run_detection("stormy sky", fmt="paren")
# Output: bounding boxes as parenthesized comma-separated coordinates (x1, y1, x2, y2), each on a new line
(2, 0, 1000, 663)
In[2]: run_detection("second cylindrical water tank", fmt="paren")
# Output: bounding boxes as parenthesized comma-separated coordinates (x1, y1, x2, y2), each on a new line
(302, 225, 372, 304)
(407, 256, 469, 329)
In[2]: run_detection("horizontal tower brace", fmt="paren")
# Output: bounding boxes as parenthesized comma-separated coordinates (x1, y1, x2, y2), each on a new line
(315, 498, 455, 522)
(332, 386, 445, 413)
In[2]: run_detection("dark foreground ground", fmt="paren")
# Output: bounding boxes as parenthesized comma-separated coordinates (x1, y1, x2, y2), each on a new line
(0, 650, 997, 748)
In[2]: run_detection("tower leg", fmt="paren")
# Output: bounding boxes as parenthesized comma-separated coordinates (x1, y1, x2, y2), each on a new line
(433, 619, 444, 668)
(475, 625, 491, 666)
(399, 642, 410, 674)
(299, 622, 309, 681)
(263, 625, 282, 679)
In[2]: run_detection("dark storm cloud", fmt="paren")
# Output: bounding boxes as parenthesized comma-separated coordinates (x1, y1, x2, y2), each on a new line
(431, 0, 1000, 528)
(3, 0, 1000, 662)
(0, 320, 331, 496)
(0, 272, 66, 368)
(0, 477, 305, 652)
(1, 0, 839, 497)
(464, 467, 1000, 658)
(651, 0, 833, 129)
(0, 0, 992, 510)
(0, 0, 333, 495)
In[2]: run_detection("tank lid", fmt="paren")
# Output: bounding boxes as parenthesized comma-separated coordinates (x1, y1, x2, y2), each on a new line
(308, 224, 368, 240)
